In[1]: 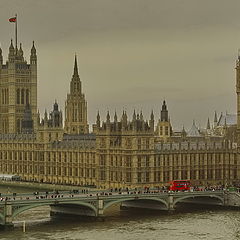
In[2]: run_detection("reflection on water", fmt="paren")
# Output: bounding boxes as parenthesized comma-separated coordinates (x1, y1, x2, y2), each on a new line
(0, 185, 240, 240)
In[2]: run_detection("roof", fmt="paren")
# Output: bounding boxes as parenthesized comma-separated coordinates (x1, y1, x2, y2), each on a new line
(217, 113, 236, 126)
(187, 121, 201, 137)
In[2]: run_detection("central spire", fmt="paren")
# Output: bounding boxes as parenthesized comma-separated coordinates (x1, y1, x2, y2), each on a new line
(73, 54, 79, 76)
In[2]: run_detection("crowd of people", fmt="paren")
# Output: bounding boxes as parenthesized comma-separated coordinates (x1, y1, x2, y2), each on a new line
(0, 184, 236, 202)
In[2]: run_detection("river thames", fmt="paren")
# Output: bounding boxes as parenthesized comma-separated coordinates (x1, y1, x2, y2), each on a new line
(0, 186, 240, 240)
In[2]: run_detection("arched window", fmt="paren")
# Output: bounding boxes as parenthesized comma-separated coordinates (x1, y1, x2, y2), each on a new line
(21, 89, 25, 104)
(26, 89, 29, 104)
(17, 89, 20, 104)
(5, 89, 8, 104)
(2, 89, 4, 104)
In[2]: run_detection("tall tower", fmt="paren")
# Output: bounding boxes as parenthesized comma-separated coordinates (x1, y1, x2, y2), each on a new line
(236, 54, 240, 146)
(0, 40, 37, 133)
(156, 100, 172, 142)
(64, 55, 89, 134)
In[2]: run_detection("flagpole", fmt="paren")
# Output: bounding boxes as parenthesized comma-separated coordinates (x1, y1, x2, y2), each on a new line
(15, 13, 17, 51)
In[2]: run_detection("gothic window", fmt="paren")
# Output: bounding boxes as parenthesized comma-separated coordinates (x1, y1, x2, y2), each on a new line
(6, 89, 8, 104)
(17, 89, 20, 104)
(2, 89, 4, 104)
(160, 126, 163, 135)
(126, 172, 131, 182)
(165, 126, 168, 135)
(21, 89, 25, 104)
(26, 89, 30, 104)
(146, 172, 150, 182)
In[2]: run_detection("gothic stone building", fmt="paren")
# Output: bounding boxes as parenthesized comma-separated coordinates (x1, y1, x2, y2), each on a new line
(0, 40, 239, 189)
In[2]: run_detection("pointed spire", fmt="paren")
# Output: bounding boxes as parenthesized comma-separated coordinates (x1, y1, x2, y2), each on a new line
(44, 109, 48, 124)
(114, 111, 118, 122)
(140, 110, 143, 121)
(162, 100, 167, 110)
(106, 111, 110, 122)
(53, 100, 58, 111)
(133, 109, 136, 121)
(151, 110, 154, 120)
(73, 54, 79, 76)
(31, 41, 36, 54)
(9, 39, 15, 59)
(150, 110, 154, 131)
(18, 43, 23, 57)
(9, 39, 14, 50)
(96, 111, 100, 127)
(181, 125, 187, 137)
(121, 110, 125, 120)
(207, 118, 210, 129)
(214, 111, 217, 122)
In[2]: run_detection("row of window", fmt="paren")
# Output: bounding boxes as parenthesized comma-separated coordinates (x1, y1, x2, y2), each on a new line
(16, 88, 30, 105)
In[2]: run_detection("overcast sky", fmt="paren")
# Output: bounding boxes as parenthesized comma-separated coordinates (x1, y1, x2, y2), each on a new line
(0, 0, 239, 131)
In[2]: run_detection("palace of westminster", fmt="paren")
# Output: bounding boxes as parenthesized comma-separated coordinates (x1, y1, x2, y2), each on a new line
(0, 38, 239, 189)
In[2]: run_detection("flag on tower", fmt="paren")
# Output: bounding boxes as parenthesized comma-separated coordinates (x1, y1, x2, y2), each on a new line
(9, 17, 16, 22)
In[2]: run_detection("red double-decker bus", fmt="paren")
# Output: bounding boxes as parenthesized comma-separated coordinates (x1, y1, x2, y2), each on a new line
(169, 180, 190, 191)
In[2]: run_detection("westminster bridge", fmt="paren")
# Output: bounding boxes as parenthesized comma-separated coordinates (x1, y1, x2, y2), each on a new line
(0, 189, 240, 229)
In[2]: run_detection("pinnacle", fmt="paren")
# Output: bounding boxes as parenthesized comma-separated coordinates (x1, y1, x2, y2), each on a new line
(73, 54, 79, 76)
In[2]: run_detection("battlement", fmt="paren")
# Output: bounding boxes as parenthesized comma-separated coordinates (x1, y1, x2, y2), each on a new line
(93, 110, 154, 135)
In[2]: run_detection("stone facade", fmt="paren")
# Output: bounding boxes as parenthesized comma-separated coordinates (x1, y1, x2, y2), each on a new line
(0, 40, 239, 189)
(0, 41, 37, 134)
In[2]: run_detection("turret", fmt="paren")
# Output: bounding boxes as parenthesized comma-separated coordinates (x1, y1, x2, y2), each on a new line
(30, 41, 37, 64)
(150, 110, 154, 131)
(17, 43, 24, 61)
(51, 101, 62, 127)
(161, 100, 168, 122)
(106, 111, 110, 124)
(96, 111, 100, 127)
(8, 39, 15, 62)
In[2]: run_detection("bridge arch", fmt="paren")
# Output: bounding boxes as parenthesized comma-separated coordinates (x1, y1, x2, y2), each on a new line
(173, 194, 224, 208)
(12, 201, 98, 219)
(103, 197, 169, 212)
